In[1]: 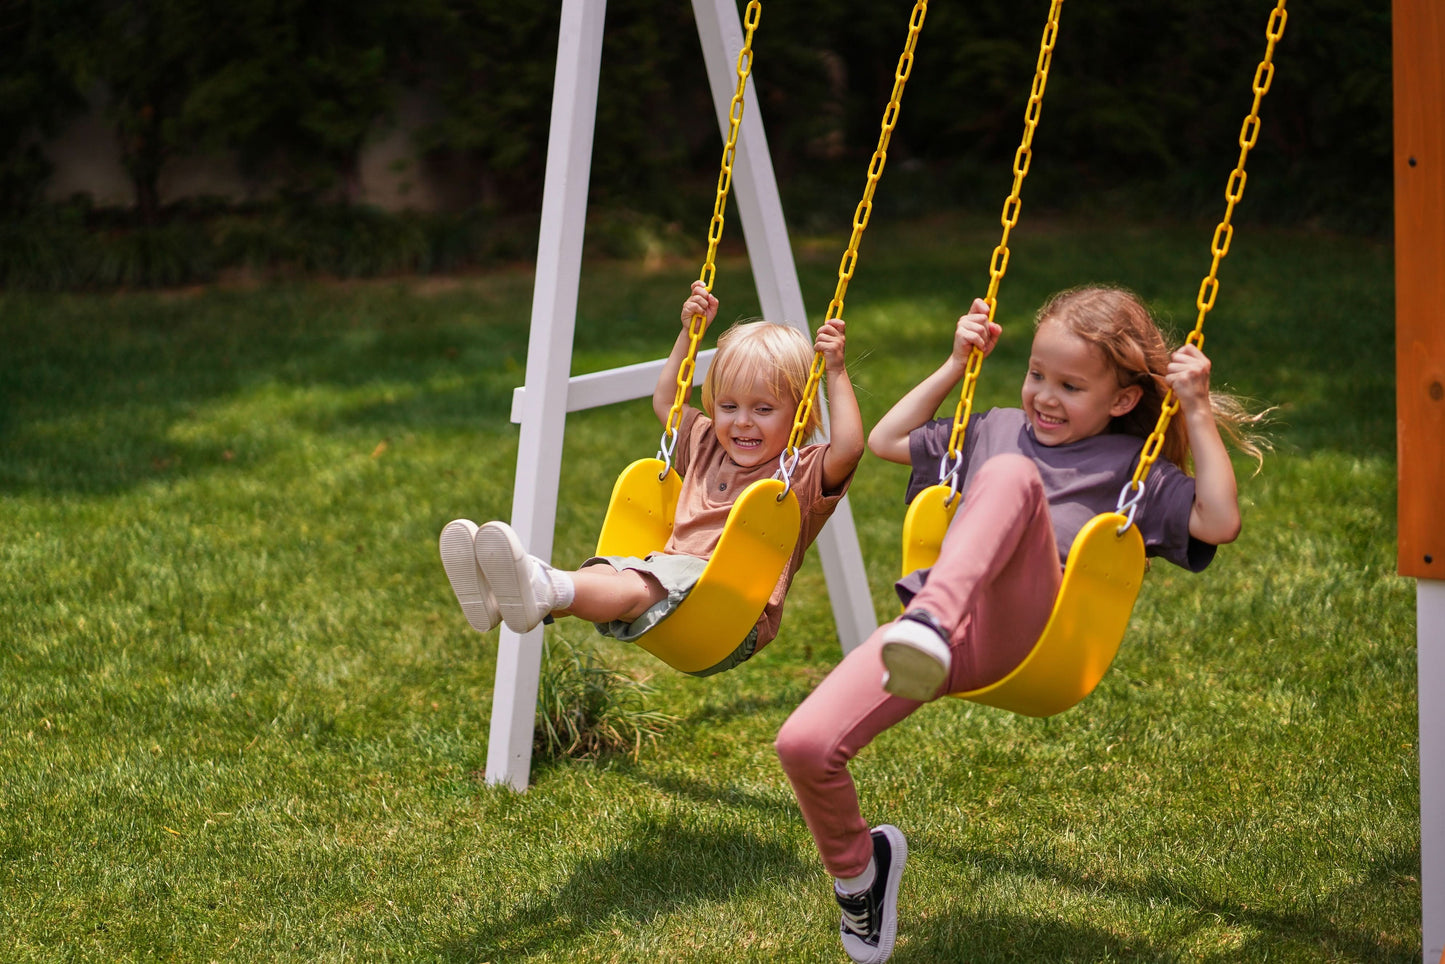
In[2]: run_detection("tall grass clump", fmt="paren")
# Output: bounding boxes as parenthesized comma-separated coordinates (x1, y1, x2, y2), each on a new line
(534, 640, 678, 763)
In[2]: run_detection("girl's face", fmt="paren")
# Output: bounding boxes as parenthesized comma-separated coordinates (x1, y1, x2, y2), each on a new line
(1020, 322, 1142, 446)
(711, 374, 795, 468)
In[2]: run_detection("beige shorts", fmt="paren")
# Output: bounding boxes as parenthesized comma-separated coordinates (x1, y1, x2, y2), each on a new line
(582, 552, 759, 677)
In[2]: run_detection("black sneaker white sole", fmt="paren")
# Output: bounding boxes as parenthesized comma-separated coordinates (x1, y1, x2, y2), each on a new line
(837, 824, 907, 964)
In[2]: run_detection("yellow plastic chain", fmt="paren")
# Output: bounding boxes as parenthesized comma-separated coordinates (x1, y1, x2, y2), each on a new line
(662, 1, 762, 452)
(1123, 0, 1287, 506)
(943, 0, 1064, 473)
(784, 0, 930, 464)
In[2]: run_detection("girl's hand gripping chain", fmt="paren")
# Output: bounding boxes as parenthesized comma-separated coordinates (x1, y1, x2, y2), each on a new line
(1166, 343, 1242, 546)
(952, 297, 1002, 370)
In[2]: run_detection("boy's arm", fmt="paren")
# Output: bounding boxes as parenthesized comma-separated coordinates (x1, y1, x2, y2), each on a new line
(814, 319, 864, 493)
(654, 281, 718, 424)
(867, 299, 999, 465)
(1170, 345, 1242, 545)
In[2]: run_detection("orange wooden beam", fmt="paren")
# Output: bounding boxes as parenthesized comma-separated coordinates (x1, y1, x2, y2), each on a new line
(1394, 0, 1445, 580)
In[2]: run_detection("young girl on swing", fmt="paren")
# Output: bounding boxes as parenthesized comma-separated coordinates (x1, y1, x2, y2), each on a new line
(776, 286, 1266, 964)
(440, 280, 865, 676)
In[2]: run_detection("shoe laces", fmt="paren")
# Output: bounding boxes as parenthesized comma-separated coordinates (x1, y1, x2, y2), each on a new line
(837, 888, 875, 938)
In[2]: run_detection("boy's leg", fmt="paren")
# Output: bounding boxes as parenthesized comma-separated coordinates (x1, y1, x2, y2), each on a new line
(474, 523, 668, 632)
(474, 522, 574, 633)
(565, 566, 667, 623)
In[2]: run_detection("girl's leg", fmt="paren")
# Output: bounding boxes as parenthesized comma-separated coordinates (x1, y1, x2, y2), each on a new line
(776, 629, 923, 879)
(884, 453, 1063, 697)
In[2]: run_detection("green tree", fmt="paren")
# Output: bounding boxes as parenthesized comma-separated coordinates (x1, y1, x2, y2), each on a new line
(54, 0, 231, 224)
(0, 0, 86, 213)
(185, 0, 434, 204)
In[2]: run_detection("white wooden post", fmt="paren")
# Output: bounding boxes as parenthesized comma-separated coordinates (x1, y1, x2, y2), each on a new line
(1422, 581, 1445, 964)
(485, 0, 606, 791)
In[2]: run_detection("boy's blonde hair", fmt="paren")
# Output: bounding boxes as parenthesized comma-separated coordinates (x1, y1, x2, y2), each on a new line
(701, 320, 821, 438)
(1037, 285, 1269, 472)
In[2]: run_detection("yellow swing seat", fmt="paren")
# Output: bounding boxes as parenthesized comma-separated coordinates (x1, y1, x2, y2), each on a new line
(901, 483, 1145, 717)
(596, 457, 801, 674)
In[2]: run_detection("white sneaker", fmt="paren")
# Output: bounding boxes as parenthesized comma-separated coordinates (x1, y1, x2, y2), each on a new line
(439, 519, 501, 633)
(880, 611, 951, 701)
(474, 521, 556, 634)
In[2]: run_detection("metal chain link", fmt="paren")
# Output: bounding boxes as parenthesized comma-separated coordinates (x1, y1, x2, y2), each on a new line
(944, 0, 1064, 475)
(1120, 0, 1287, 512)
(785, 0, 929, 462)
(660, 1, 762, 460)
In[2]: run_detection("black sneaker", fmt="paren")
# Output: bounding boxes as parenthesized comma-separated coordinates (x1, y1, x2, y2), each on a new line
(835, 824, 907, 963)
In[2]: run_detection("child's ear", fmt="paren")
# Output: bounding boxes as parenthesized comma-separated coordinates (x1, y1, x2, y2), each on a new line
(1110, 384, 1144, 417)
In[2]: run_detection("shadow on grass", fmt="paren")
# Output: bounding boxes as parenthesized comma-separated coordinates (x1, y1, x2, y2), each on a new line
(436, 814, 813, 960)
(913, 841, 1420, 962)
(0, 287, 533, 496)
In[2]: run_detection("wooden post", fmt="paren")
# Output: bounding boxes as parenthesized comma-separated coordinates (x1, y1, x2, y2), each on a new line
(1395, 2, 1445, 583)
(1392, 1, 1445, 960)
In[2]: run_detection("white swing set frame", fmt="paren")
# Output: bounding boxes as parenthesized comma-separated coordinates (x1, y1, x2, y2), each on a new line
(484, 0, 877, 792)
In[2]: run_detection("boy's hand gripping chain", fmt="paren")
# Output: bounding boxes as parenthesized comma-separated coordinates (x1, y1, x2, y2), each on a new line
(1115, 0, 1288, 532)
(658, 1, 762, 479)
(779, 0, 930, 495)
(940, 0, 1064, 504)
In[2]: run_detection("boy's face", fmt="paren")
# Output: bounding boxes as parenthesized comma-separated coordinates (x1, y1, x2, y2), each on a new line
(1020, 322, 1141, 446)
(711, 375, 794, 468)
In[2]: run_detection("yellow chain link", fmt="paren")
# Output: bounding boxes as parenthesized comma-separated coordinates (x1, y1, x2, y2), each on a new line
(785, 0, 929, 458)
(945, 0, 1064, 464)
(1127, 0, 1287, 493)
(663, 1, 762, 446)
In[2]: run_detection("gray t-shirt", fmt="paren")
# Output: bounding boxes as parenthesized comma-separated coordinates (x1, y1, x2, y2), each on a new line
(902, 408, 1214, 586)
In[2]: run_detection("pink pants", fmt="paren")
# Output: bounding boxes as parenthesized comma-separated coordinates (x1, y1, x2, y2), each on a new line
(775, 454, 1062, 877)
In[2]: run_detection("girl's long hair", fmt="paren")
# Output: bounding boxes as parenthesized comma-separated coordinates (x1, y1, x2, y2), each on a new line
(1037, 285, 1270, 472)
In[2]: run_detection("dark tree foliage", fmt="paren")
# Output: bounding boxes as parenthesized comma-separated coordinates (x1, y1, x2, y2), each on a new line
(68, 0, 232, 224)
(0, 0, 86, 215)
(182, 0, 440, 203)
(0, 0, 1394, 232)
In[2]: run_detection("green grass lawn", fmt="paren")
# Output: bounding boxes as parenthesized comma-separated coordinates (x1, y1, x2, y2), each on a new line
(0, 214, 1416, 962)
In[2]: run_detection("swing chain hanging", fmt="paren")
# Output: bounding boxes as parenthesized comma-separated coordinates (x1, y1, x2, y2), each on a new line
(943, 0, 1064, 495)
(1117, 0, 1287, 531)
(781, 0, 929, 482)
(658, 1, 763, 478)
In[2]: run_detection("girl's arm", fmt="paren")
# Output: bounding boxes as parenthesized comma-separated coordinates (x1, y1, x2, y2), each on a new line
(654, 281, 718, 424)
(814, 319, 865, 493)
(867, 298, 1000, 465)
(1169, 344, 1242, 544)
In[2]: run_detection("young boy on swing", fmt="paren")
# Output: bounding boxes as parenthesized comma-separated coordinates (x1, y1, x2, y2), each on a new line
(440, 280, 865, 676)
